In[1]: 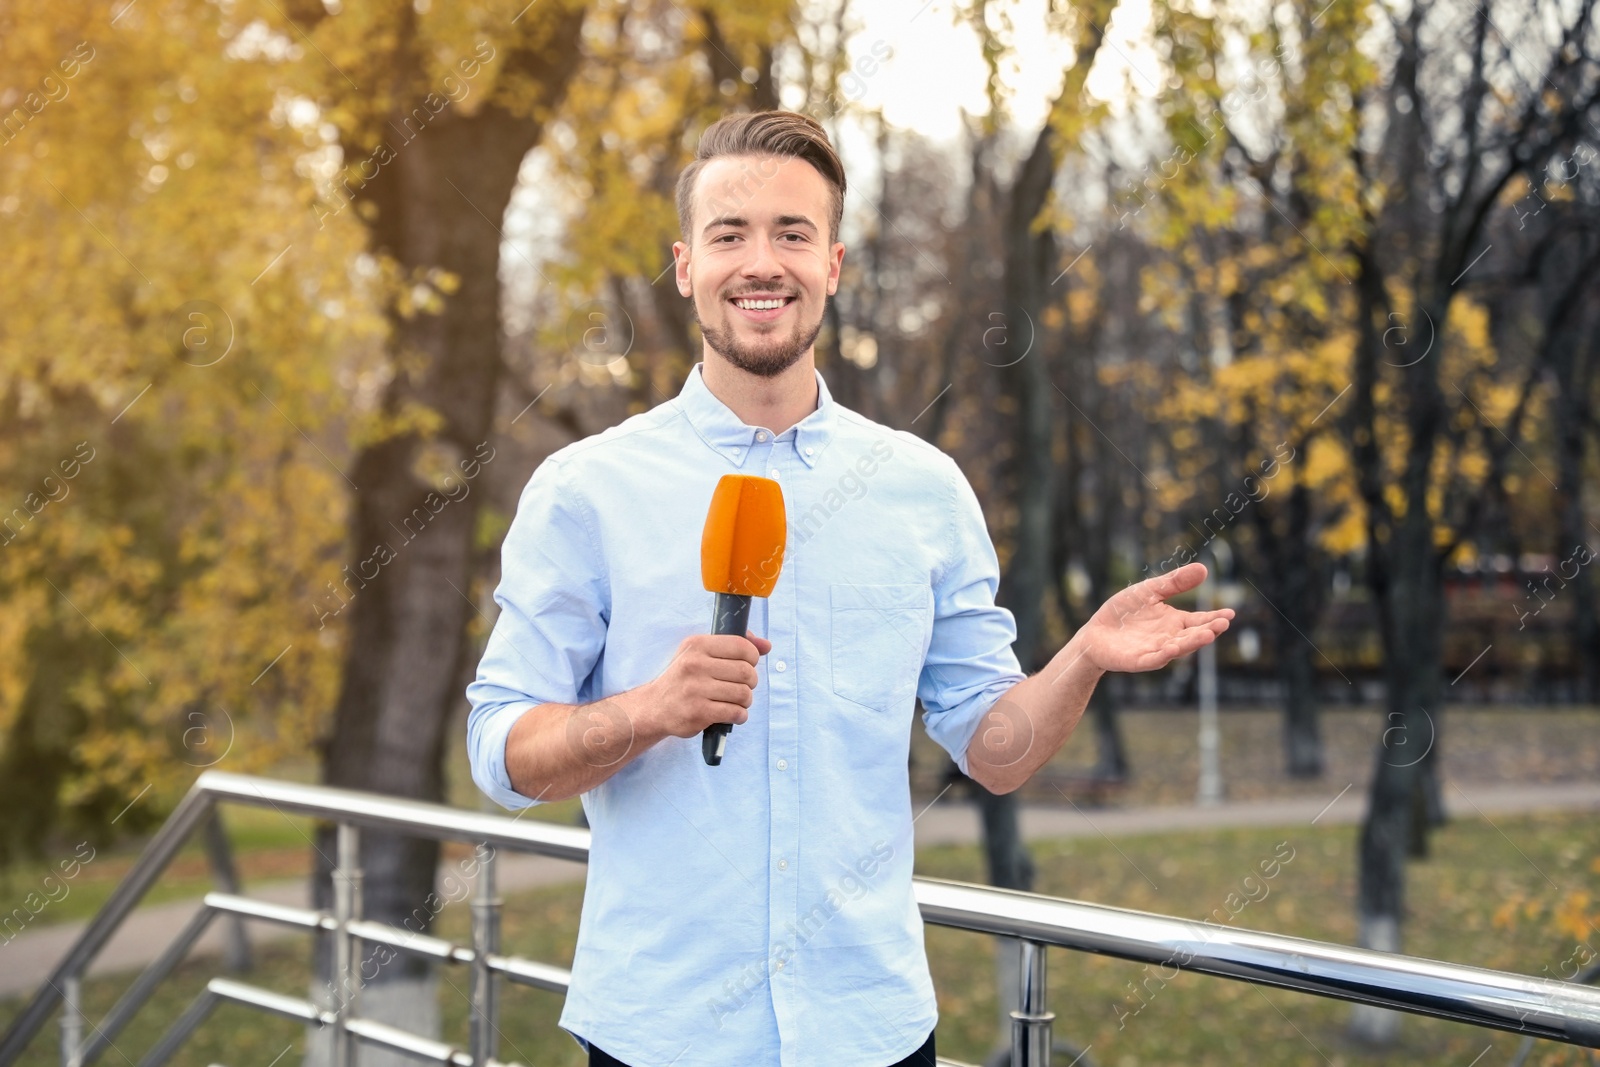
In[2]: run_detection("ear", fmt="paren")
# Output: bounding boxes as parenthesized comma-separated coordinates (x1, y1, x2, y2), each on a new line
(673, 240, 692, 297)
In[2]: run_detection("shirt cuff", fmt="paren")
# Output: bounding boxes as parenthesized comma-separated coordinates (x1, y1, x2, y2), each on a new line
(939, 677, 1025, 779)
(471, 702, 548, 810)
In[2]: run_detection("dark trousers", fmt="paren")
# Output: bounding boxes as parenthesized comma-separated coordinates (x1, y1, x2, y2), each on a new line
(588, 1027, 936, 1066)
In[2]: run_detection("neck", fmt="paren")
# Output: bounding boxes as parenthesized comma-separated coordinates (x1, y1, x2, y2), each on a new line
(700, 352, 819, 437)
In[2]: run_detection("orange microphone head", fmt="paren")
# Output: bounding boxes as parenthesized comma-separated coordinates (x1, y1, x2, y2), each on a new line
(700, 474, 786, 598)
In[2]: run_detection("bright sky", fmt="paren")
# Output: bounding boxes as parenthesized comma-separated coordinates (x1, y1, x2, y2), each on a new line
(816, 0, 1159, 141)
(777, 0, 1165, 241)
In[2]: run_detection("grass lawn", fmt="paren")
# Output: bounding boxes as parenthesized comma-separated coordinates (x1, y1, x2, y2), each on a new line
(2, 808, 1594, 1066)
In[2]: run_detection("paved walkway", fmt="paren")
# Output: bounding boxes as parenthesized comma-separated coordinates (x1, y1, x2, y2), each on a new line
(3, 779, 1596, 1000)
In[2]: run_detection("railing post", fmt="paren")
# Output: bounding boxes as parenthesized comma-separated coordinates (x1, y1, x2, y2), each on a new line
(469, 843, 501, 1066)
(1011, 938, 1054, 1067)
(58, 973, 82, 1067)
(332, 822, 362, 1067)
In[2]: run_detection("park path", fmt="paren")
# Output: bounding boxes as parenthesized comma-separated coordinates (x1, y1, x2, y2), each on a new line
(3, 778, 1596, 1000)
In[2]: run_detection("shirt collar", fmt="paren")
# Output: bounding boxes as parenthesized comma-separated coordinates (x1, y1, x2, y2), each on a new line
(676, 360, 837, 469)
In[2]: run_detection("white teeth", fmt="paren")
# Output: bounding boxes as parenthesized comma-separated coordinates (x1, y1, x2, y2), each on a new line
(734, 298, 788, 310)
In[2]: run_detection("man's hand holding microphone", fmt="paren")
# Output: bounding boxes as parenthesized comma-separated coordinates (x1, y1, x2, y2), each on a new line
(506, 470, 785, 799)
(504, 629, 770, 804)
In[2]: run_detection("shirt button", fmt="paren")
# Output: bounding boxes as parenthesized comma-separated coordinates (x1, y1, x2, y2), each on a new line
(733, 446, 742, 454)
(775, 959, 785, 971)
(768, 469, 779, 478)
(805, 447, 814, 455)
(777, 858, 788, 870)
(774, 660, 786, 672)
(756, 431, 767, 441)
(777, 759, 788, 770)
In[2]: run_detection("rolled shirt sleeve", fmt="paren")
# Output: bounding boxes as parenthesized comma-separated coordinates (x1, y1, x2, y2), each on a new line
(466, 454, 609, 810)
(916, 456, 1028, 777)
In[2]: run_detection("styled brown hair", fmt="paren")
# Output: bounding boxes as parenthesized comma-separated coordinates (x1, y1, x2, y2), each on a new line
(675, 110, 846, 249)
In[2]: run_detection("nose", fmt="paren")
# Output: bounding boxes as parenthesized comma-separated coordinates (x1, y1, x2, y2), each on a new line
(741, 231, 784, 281)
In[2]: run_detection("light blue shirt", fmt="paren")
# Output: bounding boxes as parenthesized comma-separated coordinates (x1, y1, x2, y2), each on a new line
(466, 361, 1026, 1067)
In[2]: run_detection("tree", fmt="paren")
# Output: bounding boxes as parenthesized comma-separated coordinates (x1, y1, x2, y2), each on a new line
(1341, 0, 1600, 1042)
(0, 0, 375, 867)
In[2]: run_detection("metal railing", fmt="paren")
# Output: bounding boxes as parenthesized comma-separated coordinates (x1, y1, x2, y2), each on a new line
(3, 770, 1599, 1067)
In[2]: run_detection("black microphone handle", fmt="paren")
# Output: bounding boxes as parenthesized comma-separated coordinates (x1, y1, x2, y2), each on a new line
(702, 591, 753, 766)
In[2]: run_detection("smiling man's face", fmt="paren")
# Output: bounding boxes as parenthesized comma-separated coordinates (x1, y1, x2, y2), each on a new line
(674, 153, 845, 378)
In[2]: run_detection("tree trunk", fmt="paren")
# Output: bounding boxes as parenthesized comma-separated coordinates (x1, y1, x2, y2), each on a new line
(1549, 272, 1599, 701)
(305, 12, 586, 1063)
(996, 119, 1060, 678)
(1351, 266, 1451, 1034)
(1281, 631, 1322, 778)
(1274, 478, 1325, 778)
(1352, 513, 1444, 1043)
(986, 115, 1059, 1067)
(1347, 207, 1452, 1045)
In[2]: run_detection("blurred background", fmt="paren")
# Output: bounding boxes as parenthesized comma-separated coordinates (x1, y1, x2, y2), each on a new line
(1, 0, 1598, 1064)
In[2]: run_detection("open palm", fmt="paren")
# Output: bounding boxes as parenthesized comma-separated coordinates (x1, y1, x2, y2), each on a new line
(1076, 562, 1234, 673)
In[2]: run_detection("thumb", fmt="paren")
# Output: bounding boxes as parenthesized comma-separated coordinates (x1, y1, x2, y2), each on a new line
(745, 629, 772, 655)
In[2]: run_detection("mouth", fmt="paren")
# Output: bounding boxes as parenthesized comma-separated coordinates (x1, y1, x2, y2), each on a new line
(728, 295, 797, 323)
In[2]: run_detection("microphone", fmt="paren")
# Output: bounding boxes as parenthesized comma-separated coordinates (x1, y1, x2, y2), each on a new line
(699, 474, 786, 766)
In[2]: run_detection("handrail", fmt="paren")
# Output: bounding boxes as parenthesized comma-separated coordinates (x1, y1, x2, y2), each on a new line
(3, 770, 1599, 1066)
(916, 880, 1600, 1047)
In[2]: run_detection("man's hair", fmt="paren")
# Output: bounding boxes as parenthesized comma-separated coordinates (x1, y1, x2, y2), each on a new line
(675, 110, 846, 249)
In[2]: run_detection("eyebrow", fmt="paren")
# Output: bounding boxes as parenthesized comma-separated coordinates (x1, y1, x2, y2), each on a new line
(702, 214, 819, 237)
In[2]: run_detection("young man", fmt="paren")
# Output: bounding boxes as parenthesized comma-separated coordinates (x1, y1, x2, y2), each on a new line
(466, 110, 1232, 1067)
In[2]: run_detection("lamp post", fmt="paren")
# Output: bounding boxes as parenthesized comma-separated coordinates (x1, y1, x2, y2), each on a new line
(1197, 540, 1230, 806)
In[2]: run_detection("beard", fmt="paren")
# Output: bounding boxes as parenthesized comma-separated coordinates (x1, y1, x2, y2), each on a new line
(691, 292, 825, 379)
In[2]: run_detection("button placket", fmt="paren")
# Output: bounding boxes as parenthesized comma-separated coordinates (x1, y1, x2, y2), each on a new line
(758, 502, 798, 1049)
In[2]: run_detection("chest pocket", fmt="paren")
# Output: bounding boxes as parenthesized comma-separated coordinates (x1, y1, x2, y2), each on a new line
(829, 583, 933, 712)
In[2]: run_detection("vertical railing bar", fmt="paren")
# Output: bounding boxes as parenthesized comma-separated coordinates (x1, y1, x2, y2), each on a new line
(468, 843, 501, 1066)
(1011, 938, 1054, 1067)
(331, 823, 361, 1067)
(346, 825, 364, 1067)
(58, 975, 82, 1067)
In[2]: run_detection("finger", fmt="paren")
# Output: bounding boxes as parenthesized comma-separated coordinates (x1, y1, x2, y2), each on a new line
(1144, 561, 1208, 601)
(707, 655, 760, 683)
(708, 635, 761, 664)
(708, 698, 750, 725)
(1174, 605, 1232, 627)
(712, 680, 755, 708)
(744, 629, 773, 654)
